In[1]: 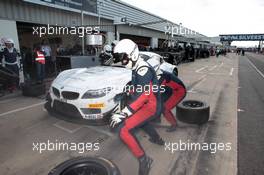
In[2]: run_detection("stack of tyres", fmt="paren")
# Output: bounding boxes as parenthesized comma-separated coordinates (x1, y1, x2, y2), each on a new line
(22, 82, 46, 97)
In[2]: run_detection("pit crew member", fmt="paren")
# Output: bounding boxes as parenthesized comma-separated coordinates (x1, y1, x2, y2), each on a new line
(110, 39, 161, 175)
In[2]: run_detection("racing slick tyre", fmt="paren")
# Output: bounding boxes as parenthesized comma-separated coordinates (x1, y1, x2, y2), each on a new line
(176, 100, 209, 125)
(48, 157, 121, 175)
(22, 82, 46, 97)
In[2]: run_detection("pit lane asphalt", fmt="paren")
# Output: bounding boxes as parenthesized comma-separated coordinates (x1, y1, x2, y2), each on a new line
(0, 54, 238, 175)
(238, 53, 264, 175)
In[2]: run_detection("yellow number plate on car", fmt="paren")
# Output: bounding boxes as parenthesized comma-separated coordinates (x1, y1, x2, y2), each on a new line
(88, 103, 105, 109)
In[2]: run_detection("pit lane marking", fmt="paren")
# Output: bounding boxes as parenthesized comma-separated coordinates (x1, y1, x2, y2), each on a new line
(196, 62, 224, 74)
(229, 68, 234, 76)
(209, 65, 218, 71)
(53, 121, 82, 134)
(195, 66, 208, 73)
(207, 73, 227, 76)
(187, 89, 198, 93)
(219, 62, 224, 67)
(54, 122, 116, 137)
(247, 58, 264, 79)
(0, 101, 45, 117)
(237, 109, 245, 112)
(187, 75, 207, 93)
(0, 98, 17, 104)
(84, 125, 114, 137)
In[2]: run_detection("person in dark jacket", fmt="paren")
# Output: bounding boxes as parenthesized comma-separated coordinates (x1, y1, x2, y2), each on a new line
(0, 38, 20, 92)
(158, 71, 186, 131)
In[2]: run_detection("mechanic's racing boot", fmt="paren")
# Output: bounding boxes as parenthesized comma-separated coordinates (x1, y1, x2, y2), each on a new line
(138, 155, 153, 175)
(166, 125, 177, 132)
(148, 137, 165, 146)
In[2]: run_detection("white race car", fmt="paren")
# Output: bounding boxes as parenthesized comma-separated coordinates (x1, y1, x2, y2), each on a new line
(45, 52, 178, 125)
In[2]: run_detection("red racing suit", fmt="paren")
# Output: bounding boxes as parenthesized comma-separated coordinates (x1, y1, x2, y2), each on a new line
(159, 71, 186, 126)
(118, 60, 161, 158)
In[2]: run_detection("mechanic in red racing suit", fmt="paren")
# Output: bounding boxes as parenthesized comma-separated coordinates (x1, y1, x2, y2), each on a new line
(110, 39, 161, 175)
(143, 56, 186, 133)
(159, 71, 186, 132)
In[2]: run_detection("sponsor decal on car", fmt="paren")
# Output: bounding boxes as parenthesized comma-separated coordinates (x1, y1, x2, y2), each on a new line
(88, 103, 105, 109)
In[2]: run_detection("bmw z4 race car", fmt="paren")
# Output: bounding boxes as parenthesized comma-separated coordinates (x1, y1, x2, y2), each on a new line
(45, 52, 178, 125)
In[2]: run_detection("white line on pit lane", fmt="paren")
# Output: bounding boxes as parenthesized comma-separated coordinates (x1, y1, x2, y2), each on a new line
(187, 89, 198, 93)
(84, 125, 114, 137)
(229, 68, 234, 76)
(208, 73, 227, 76)
(0, 101, 45, 117)
(188, 75, 207, 93)
(53, 121, 114, 136)
(247, 58, 264, 79)
(219, 62, 224, 67)
(195, 66, 208, 73)
(53, 122, 82, 134)
(209, 65, 218, 71)
(0, 98, 18, 104)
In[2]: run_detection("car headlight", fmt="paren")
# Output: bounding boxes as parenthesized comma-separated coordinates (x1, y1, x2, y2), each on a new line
(82, 87, 112, 99)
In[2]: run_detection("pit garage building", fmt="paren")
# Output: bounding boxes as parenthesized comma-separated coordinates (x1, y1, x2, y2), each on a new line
(0, 0, 207, 54)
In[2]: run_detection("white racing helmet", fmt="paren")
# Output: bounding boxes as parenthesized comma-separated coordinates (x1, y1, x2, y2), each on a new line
(111, 40, 119, 47)
(5, 38, 14, 44)
(103, 44, 112, 56)
(113, 39, 139, 69)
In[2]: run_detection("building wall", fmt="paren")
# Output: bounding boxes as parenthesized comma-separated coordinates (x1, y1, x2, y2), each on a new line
(98, 0, 205, 38)
(0, 0, 114, 32)
(117, 25, 167, 39)
(99, 0, 168, 32)
(0, 0, 207, 47)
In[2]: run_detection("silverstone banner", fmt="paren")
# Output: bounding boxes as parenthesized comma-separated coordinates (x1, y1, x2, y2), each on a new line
(220, 34, 264, 41)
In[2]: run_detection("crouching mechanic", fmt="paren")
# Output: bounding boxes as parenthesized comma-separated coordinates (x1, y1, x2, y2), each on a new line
(159, 70, 186, 132)
(110, 39, 161, 175)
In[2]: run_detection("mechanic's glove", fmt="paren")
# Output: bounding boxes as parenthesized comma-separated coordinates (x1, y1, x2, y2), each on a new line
(122, 107, 132, 117)
(110, 112, 127, 128)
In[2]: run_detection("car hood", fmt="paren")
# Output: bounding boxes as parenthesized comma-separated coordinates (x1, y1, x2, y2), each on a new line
(52, 66, 131, 90)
